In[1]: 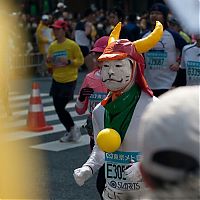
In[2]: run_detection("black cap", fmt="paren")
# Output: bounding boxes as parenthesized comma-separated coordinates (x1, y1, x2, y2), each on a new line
(150, 3, 169, 18)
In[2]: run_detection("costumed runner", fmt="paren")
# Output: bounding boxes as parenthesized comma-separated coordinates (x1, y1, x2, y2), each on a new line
(73, 21, 163, 199)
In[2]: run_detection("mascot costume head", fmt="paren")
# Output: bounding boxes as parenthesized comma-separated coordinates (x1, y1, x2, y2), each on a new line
(97, 21, 163, 153)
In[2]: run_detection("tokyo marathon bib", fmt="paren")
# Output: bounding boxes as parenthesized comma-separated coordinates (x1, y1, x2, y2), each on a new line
(187, 61, 200, 80)
(105, 151, 144, 191)
(52, 50, 68, 68)
(89, 92, 107, 113)
(146, 50, 168, 69)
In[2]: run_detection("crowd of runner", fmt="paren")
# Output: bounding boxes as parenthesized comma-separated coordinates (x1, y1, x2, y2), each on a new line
(9, 2, 194, 56)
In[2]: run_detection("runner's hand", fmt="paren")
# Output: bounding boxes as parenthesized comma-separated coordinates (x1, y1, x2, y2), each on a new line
(48, 68, 53, 75)
(57, 57, 72, 65)
(124, 161, 142, 182)
(46, 56, 53, 64)
(170, 62, 180, 71)
(73, 166, 93, 186)
(79, 87, 94, 102)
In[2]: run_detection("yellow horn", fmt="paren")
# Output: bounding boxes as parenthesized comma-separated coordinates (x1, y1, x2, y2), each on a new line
(108, 22, 122, 45)
(133, 21, 163, 54)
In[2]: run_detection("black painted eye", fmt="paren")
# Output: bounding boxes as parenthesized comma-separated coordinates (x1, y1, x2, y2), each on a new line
(116, 64, 122, 67)
(103, 64, 109, 67)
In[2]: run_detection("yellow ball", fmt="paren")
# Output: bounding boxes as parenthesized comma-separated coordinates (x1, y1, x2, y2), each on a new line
(96, 128, 121, 153)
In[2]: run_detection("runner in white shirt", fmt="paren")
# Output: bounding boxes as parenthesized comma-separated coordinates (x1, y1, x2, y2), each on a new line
(142, 3, 187, 97)
(180, 35, 200, 85)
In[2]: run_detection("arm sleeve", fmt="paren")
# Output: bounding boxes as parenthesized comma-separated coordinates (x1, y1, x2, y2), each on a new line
(82, 108, 105, 173)
(168, 29, 188, 53)
(173, 47, 187, 86)
(75, 98, 89, 115)
(169, 30, 187, 87)
(180, 46, 187, 69)
(46, 44, 53, 69)
(75, 77, 89, 115)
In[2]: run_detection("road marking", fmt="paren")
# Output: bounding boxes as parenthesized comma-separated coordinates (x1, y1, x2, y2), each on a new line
(9, 93, 49, 101)
(7, 113, 88, 129)
(10, 93, 78, 102)
(7, 119, 86, 141)
(30, 135, 90, 152)
(12, 97, 81, 116)
(6, 92, 89, 152)
(6, 124, 65, 141)
(11, 97, 53, 109)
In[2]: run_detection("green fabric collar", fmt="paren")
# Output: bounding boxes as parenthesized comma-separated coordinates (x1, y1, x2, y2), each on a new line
(104, 84, 141, 142)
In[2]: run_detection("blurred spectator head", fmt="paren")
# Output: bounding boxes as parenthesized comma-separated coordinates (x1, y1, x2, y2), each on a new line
(41, 14, 49, 25)
(109, 8, 125, 26)
(90, 3, 97, 12)
(57, 2, 67, 9)
(53, 10, 61, 20)
(138, 86, 200, 196)
(83, 8, 95, 23)
(42, 14, 49, 21)
(168, 15, 179, 25)
(168, 15, 181, 32)
(149, 3, 169, 28)
(139, 14, 150, 33)
(127, 14, 137, 23)
(54, 2, 67, 20)
(62, 11, 69, 20)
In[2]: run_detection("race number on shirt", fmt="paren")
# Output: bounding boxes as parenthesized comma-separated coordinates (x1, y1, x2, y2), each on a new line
(146, 50, 168, 69)
(187, 61, 200, 80)
(105, 151, 143, 191)
(89, 92, 107, 112)
(52, 50, 68, 68)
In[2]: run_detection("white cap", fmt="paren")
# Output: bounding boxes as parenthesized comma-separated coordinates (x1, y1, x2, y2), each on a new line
(138, 86, 200, 181)
(57, 2, 67, 8)
(42, 14, 49, 20)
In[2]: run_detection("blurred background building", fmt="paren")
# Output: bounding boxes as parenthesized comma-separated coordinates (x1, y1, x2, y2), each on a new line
(15, 0, 165, 16)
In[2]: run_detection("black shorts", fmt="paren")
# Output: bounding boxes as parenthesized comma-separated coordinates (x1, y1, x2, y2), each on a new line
(50, 79, 76, 101)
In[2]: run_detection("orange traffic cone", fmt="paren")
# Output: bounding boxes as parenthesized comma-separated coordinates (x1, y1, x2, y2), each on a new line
(27, 82, 53, 132)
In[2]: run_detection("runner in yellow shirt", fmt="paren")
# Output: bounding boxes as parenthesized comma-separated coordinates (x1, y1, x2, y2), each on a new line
(47, 20, 84, 142)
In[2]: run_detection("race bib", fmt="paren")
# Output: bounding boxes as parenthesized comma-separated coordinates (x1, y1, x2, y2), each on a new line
(89, 92, 107, 112)
(187, 61, 200, 80)
(105, 151, 142, 191)
(146, 50, 168, 69)
(52, 50, 67, 68)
